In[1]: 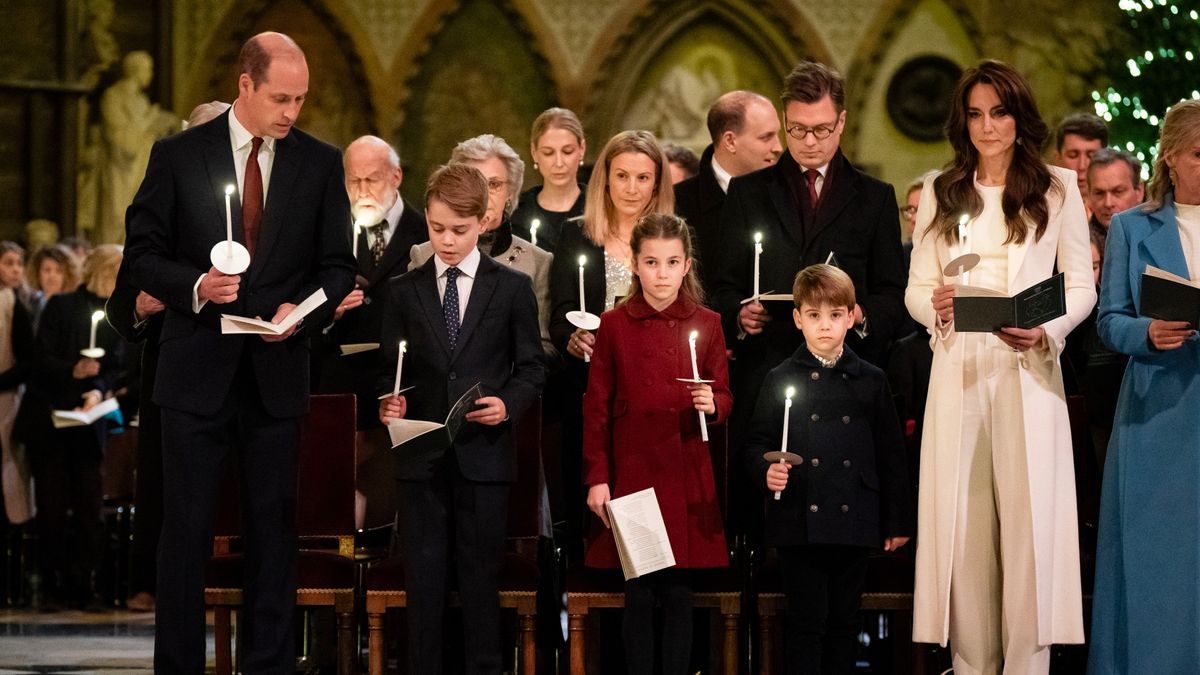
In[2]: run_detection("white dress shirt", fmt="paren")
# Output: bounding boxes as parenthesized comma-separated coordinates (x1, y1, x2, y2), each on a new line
(712, 157, 733, 194)
(1176, 202, 1200, 282)
(376, 193, 405, 247)
(432, 247, 480, 324)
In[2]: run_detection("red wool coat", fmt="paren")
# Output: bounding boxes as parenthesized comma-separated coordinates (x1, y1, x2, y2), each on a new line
(583, 293, 732, 569)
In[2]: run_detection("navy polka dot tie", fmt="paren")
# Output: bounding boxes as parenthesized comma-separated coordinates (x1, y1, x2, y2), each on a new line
(444, 267, 461, 351)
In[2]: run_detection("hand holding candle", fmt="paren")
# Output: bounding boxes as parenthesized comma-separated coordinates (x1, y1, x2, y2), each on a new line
(210, 183, 250, 274)
(688, 330, 709, 442)
(565, 254, 601, 362)
(775, 386, 795, 500)
(80, 309, 106, 359)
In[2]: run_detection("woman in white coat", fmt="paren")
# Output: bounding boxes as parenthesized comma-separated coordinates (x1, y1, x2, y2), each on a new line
(905, 60, 1094, 675)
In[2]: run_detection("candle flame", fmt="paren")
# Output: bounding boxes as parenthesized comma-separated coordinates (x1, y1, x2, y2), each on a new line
(785, 386, 795, 399)
(689, 330, 698, 340)
(754, 232, 763, 243)
(225, 184, 235, 196)
(530, 218, 540, 230)
(958, 213, 969, 225)
(399, 340, 406, 353)
(578, 254, 587, 266)
(91, 310, 105, 322)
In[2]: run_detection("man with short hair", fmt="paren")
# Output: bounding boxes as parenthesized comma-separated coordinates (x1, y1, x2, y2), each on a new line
(1086, 147, 1144, 230)
(675, 90, 782, 296)
(315, 135, 427, 430)
(124, 32, 355, 674)
(1053, 112, 1109, 198)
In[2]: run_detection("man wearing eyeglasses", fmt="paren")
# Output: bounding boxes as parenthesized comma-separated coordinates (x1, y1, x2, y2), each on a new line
(713, 62, 907, 546)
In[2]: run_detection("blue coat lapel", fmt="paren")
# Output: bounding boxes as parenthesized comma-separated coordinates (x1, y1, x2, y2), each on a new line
(1140, 200, 1188, 279)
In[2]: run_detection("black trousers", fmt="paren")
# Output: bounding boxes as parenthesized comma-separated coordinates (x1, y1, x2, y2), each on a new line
(129, 397, 162, 596)
(154, 363, 301, 675)
(778, 544, 870, 675)
(397, 449, 509, 675)
(622, 568, 694, 675)
(32, 426, 104, 602)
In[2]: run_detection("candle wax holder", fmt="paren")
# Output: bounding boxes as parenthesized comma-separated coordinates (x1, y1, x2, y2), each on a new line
(80, 347, 106, 359)
(565, 310, 600, 331)
(763, 450, 803, 464)
(210, 240, 251, 275)
(943, 253, 980, 279)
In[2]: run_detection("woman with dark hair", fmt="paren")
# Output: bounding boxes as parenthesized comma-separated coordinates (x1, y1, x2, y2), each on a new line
(905, 60, 1094, 673)
(1089, 99, 1200, 673)
(510, 107, 587, 253)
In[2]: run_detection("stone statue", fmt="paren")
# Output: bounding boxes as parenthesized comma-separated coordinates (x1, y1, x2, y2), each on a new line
(93, 51, 178, 244)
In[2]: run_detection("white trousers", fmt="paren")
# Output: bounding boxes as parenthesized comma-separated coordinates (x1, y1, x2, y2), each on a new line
(948, 336, 1048, 675)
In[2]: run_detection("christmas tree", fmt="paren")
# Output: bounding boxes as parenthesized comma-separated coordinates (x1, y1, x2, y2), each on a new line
(1091, 0, 1200, 175)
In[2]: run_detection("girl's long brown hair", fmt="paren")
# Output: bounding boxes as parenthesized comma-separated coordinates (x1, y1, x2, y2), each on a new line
(621, 213, 703, 306)
(929, 60, 1061, 245)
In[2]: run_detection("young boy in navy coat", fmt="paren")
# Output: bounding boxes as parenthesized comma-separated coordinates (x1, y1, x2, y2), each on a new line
(377, 163, 545, 674)
(744, 264, 913, 674)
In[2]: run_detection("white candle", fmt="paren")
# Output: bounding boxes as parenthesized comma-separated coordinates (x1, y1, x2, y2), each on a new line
(958, 213, 971, 285)
(352, 219, 360, 259)
(392, 340, 406, 398)
(530, 218, 541, 247)
(224, 185, 235, 256)
(689, 331, 708, 442)
(577, 255, 587, 315)
(752, 232, 763, 299)
(775, 386, 795, 501)
(89, 310, 104, 352)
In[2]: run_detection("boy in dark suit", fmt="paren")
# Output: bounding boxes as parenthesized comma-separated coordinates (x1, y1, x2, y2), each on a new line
(377, 163, 545, 674)
(744, 264, 913, 674)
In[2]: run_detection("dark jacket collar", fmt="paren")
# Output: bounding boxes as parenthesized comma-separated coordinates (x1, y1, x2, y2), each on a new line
(621, 292, 701, 321)
(790, 341, 863, 377)
(479, 217, 514, 258)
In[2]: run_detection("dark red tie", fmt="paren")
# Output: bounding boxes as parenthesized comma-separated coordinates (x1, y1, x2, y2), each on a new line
(805, 168, 821, 216)
(243, 137, 264, 257)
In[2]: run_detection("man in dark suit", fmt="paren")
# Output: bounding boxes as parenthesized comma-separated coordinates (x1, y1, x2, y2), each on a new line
(378, 163, 544, 674)
(315, 134, 427, 430)
(123, 32, 355, 674)
(714, 61, 906, 540)
(675, 90, 782, 297)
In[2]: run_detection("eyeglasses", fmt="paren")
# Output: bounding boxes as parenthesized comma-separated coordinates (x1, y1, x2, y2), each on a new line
(486, 179, 507, 194)
(900, 205, 918, 217)
(785, 122, 839, 141)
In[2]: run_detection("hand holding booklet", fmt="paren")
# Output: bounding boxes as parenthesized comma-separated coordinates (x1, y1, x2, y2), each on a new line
(52, 397, 119, 429)
(605, 487, 676, 580)
(220, 288, 327, 335)
(952, 273, 1066, 333)
(387, 382, 484, 450)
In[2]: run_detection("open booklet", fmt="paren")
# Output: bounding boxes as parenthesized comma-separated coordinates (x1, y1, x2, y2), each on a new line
(1140, 265, 1200, 325)
(387, 382, 484, 449)
(220, 288, 328, 335)
(52, 397, 119, 429)
(952, 272, 1066, 332)
(605, 487, 676, 581)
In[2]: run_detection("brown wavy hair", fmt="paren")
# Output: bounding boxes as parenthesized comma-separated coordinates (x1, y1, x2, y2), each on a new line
(928, 60, 1061, 245)
(620, 213, 704, 306)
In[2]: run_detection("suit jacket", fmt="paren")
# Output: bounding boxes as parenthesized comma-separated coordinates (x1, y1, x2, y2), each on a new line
(123, 110, 356, 419)
(409, 221, 555, 358)
(743, 345, 913, 548)
(377, 253, 545, 482)
(674, 145, 726, 299)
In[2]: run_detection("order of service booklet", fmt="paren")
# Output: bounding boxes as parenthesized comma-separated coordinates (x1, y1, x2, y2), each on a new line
(220, 288, 327, 335)
(604, 487, 676, 581)
(52, 397, 120, 429)
(1140, 265, 1200, 325)
(952, 272, 1066, 332)
(387, 382, 483, 450)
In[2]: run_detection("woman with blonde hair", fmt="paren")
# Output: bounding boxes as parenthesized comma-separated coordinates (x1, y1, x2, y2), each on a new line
(548, 129, 673, 552)
(1090, 98, 1200, 673)
(511, 107, 588, 253)
(29, 244, 125, 609)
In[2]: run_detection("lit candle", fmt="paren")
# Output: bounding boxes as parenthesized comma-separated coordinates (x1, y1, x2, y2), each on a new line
(775, 386, 795, 501)
(958, 213, 971, 285)
(89, 310, 104, 352)
(530, 218, 541, 247)
(688, 330, 709, 442)
(352, 218, 360, 259)
(577, 255, 587, 315)
(752, 232, 763, 299)
(392, 340, 406, 398)
(224, 185, 235, 256)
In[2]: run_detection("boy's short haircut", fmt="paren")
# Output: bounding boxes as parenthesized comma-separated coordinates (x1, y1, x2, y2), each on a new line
(425, 163, 489, 219)
(792, 263, 856, 310)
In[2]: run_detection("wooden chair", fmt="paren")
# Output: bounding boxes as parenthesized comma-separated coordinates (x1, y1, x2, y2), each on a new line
(365, 398, 544, 675)
(204, 394, 358, 675)
(566, 421, 741, 675)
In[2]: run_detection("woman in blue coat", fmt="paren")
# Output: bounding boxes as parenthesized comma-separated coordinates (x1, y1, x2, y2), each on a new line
(1090, 99, 1200, 673)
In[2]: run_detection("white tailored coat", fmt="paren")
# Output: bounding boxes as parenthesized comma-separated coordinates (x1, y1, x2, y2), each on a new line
(904, 166, 1094, 646)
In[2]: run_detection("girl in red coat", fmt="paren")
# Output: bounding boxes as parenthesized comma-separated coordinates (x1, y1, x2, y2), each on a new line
(583, 213, 732, 675)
